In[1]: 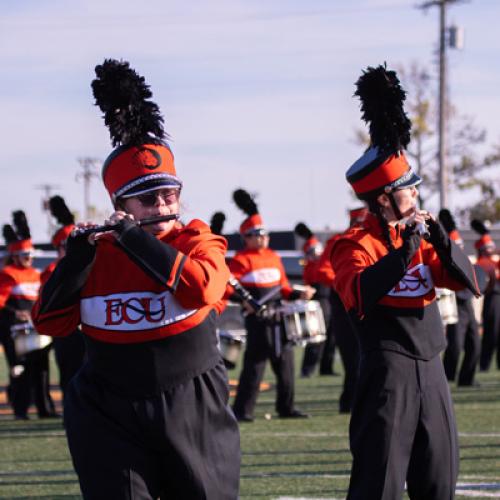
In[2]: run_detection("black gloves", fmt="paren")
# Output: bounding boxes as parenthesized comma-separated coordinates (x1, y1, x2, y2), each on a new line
(401, 224, 422, 265)
(65, 229, 96, 265)
(426, 218, 450, 253)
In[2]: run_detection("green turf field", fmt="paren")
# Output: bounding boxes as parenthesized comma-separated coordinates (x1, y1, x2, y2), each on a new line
(1, 349, 499, 499)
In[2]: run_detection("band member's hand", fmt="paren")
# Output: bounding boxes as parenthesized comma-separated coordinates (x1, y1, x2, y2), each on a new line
(401, 224, 422, 264)
(405, 209, 430, 228)
(299, 285, 316, 300)
(14, 310, 31, 322)
(426, 216, 450, 251)
(68, 223, 99, 253)
(95, 211, 135, 240)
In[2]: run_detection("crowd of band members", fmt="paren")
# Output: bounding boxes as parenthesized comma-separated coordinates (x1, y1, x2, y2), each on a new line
(0, 205, 499, 420)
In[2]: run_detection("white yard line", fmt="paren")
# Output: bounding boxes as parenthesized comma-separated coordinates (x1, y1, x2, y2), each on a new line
(246, 431, 500, 439)
(459, 432, 500, 438)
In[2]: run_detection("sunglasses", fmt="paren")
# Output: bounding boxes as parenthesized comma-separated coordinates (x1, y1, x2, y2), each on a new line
(134, 189, 179, 207)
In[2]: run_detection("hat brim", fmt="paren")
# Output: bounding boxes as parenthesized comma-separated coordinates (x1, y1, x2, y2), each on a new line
(120, 177, 182, 199)
(393, 171, 422, 190)
(244, 228, 268, 237)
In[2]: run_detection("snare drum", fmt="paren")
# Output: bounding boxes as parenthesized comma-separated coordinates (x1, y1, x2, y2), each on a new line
(435, 288, 458, 325)
(10, 322, 53, 356)
(217, 329, 247, 369)
(279, 300, 327, 346)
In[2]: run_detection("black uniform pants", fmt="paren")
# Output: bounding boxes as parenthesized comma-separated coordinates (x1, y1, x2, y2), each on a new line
(233, 315, 295, 418)
(330, 290, 359, 413)
(64, 360, 240, 500)
(12, 346, 57, 418)
(479, 292, 500, 371)
(319, 290, 338, 375)
(347, 351, 459, 500)
(53, 329, 86, 397)
(443, 298, 480, 386)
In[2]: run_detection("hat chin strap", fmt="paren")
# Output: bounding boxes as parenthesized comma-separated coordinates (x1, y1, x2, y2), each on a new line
(388, 191, 404, 221)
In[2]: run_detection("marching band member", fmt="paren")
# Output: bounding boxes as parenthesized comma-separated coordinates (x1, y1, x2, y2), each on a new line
(41, 195, 86, 397)
(32, 59, 240, 499)
(331, 65, 479, 499)
(229, 189, 314, 422)
(471, 219, 500, 372)
(440, 208, 481, 386)
(0, 211, 57, 419)
(294, 222, 331, 377)
(316, 207, 366, 413)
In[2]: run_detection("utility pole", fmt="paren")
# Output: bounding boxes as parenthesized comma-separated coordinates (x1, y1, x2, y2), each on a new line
(418, 0, 465, 210)
(36, 183, 59, 239)
(76, 157, 100, 221)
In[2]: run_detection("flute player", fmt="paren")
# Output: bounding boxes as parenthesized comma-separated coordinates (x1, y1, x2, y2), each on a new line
(32, 59, 240, 500)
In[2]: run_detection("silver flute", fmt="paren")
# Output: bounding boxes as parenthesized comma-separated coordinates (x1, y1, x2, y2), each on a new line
(73, 214, 180, 237)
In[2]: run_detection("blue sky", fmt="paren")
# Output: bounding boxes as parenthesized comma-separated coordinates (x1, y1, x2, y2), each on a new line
(1, 0, 499, 241)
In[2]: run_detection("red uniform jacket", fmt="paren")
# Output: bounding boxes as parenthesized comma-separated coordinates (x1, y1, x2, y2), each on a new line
(476, 255, 500, 294)
(0, 264, 40, 325)
(331, 213, 477, 360)
(316, 234, 341, 288)
(227, 247, 295, 305)
(32, 219, 229, 394)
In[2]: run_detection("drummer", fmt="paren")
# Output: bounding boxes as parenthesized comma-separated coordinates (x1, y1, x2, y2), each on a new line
(471, 219, 500, 372)
(228, 189, 314, 422)
(293, 222, 331, 377)
(0, 211, 57, 419)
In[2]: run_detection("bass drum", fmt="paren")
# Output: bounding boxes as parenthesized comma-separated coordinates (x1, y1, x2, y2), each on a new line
(435, 288, 458, 325)
(11, 322, 52, 356)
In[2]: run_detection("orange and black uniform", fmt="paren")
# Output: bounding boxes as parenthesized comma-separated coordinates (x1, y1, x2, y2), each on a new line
(331, 213, 478, 500)
(229, 247, 300, 419)
(476, 254, 500, 371)
(33, 219, 240, 500)
(317, 234, 360, 413)
(0, 263, 56, 418)
(41, 262, 85, 397)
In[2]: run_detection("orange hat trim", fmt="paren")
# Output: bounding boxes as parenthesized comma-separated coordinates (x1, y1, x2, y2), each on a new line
(350, 152, 410, 195)
(240, 214, 265, 235)
(449, 229, 463, 245)
(475, 234, 495, 250)
(8, 239, 34, 255)
(102, 143, 181, 200)
(52, 224, 75, 248)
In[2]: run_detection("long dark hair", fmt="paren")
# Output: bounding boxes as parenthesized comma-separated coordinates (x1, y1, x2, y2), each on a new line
(367, 200, 395, 251)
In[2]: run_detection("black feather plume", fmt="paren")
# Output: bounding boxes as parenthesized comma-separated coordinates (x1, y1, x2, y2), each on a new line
(294, 222, 313, 239)
(354, 64, 411, 152)
(2, 224, 18, 244)
(233, 189, 258, 217)
(470, 219, 490, 235)
(210, 212, 226, 236)
(49, 196, 75, 226)
(12, 211, 31, 240)
(92, 59, 165, 147)
(438, 209, 457, 233)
